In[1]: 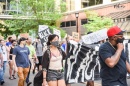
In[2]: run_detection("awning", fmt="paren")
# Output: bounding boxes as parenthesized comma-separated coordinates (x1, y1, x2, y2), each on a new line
(115, 21, 130, 32)
(106, 10, 130, 19)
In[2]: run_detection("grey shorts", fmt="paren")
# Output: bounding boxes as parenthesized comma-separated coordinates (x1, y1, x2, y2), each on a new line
(47, 69, 64, 82)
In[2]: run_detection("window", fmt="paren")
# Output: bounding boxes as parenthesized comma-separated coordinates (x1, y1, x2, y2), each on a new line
(81, 19, 88, 25)
(66, 21, 70, 27)
(3, 5, 5, 10)
(81, 0, 89, 8)
(60, 22, 66, 27)
(88, 0, 103, 6)
(70, 21, 76, 26)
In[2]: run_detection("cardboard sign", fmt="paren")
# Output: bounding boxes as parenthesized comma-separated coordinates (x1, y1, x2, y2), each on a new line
(82, 29, 108, 44)
(53, 29, 61, 41)
(38, 25, 51, 45)
(72, 32, 79, 40)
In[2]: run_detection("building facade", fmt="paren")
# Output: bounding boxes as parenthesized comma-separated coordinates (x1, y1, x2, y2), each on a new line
(61, 0, 130, 38)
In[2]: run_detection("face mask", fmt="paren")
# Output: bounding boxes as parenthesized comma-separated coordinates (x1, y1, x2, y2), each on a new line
(116, 38, 125, 44)
(51, 41, 59, 47)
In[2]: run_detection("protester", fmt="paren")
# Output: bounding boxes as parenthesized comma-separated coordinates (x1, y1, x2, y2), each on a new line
(42, 34, 66, 86)
(12, 37, 30, 86)
(26, 37, 37, 86)
(6, 37, 13, 47)
(33, 37, 43, 73)
(61, 40, 66, 52)
(8, 40, 17, 80)
(0, 40, 9, 73)
(99, 26, 130, 86)
(0, 47, 4, 85)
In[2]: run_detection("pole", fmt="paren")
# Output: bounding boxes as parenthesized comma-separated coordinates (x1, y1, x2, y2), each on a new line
(76, 17, 78, 33)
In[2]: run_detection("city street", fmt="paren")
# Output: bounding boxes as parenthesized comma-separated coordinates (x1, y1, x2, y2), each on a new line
(2, 66, 130, 86)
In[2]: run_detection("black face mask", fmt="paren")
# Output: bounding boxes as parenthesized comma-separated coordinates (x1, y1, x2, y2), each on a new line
(116, 38, 125, 44)
(51, 41, 59, 47)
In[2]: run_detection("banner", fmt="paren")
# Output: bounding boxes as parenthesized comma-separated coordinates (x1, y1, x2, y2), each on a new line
(65, 41, 100, 84)
(38, 25, 51, 46)
(82, 29, 108, 44)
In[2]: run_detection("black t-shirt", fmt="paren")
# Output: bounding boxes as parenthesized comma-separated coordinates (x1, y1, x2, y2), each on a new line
(99, 42, 127, 86)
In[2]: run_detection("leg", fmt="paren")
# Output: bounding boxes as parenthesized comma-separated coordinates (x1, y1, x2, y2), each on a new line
(33, 63, 36, 74)
(23, 67, 29, 81)
(38, 56, 42, 71)
(86, 81, 94, 86)
(3, 61, 7, 73)
(23, 67, 30, 86)
(48, 81, 57, 86)
(9, 61, 13, 79)
(0, 69, 4, 82)
(58, 79, 66, 86)
(66, 84, 71, 86)
(17, 67, 24, 86)
(26, 60, 31, 84)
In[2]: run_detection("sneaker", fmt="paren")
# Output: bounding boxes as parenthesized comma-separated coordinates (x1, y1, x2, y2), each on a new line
(12, 75, 16, 79)
(27, 82, 32, 86)
(1, 81, 5, 85)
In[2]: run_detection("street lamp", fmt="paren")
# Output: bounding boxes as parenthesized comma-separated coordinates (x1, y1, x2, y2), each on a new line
(75, 12, 79, 33)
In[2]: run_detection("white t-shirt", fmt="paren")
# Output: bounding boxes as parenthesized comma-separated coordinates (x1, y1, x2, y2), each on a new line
(0, 46, 8, 61)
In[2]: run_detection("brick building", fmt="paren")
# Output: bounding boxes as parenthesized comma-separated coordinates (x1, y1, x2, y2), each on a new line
(61, 0, 130, 38)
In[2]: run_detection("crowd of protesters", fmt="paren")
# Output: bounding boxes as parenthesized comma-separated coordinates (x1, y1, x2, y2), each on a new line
(0, 26, 130, 86)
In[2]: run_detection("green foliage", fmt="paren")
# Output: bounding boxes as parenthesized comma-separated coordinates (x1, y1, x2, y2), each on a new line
(3, 0, 66, 38)
(49, 26, 66, 38)
(84, 10, 114, 33)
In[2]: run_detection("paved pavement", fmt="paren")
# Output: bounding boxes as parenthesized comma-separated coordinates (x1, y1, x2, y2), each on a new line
(1, 66, 130, 86)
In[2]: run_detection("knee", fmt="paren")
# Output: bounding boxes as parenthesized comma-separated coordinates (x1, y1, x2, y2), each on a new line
(19, 77, 24, 81)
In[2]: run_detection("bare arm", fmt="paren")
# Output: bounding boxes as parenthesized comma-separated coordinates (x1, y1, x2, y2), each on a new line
(42, 71, 47, 86)
(6, 46, 10, 61)
(126, 61, 130, 73)
(105, 43, 123, 68)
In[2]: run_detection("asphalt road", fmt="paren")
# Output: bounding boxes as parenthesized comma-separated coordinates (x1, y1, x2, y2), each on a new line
(1, 66, 130, 86)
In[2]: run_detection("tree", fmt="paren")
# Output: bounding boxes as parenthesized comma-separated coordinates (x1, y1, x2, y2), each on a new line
(84, 10, 114, 33)
(3, 0, 66, 38)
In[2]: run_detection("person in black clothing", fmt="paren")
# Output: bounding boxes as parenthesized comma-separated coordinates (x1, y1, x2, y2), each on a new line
(99, 26, 130, 86)
(8, 40, 17, 80)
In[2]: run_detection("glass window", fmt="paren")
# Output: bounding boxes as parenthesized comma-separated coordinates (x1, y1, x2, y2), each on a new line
(60, 22, 66, 27)
(66, 21, 70, 27)
(81, 19, 88, 25)
(71, 21, 76, 26)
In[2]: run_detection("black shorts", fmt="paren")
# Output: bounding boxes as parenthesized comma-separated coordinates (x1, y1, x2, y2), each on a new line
(47, 69, 64, 82)
(37, 56, 42, 65)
